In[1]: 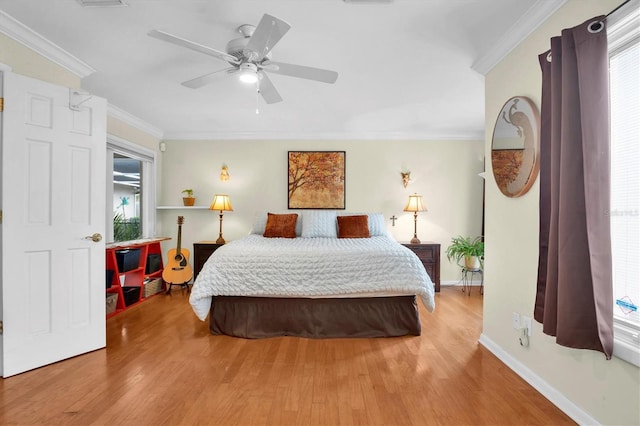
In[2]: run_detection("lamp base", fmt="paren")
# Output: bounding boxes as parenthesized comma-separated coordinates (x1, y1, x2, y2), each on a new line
(216, 235, 226, 244)
(410, 236, 421, 244)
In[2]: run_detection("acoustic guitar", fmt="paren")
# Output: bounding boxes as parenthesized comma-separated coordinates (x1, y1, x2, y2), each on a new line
(162, 216, 193, 288)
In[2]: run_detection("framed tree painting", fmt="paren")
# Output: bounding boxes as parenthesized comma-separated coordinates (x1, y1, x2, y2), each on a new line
(288, 151, 345, 209)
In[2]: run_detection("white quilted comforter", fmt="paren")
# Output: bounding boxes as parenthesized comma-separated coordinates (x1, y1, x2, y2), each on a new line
(189, 234, 436, 321)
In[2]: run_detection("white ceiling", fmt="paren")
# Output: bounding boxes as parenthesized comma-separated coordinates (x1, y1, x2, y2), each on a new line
(0, 0, 564, 140)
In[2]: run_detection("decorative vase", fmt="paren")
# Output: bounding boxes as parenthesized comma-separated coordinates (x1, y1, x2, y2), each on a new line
(182, 197, 195, 206)
(464, 255, 481, 271)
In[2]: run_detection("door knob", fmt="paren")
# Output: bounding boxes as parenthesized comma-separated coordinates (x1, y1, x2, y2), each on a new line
(85, 233, 102, 243)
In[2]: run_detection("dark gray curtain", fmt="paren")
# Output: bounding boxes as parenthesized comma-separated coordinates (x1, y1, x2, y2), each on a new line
(535, 16, 613, 359)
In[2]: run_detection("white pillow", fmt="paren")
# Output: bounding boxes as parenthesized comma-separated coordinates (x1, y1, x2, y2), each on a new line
(366, 213, 388, 236)
(338, 212, 388, 236)
(301, 210, 338, 238)
(251, 211, 302, 236)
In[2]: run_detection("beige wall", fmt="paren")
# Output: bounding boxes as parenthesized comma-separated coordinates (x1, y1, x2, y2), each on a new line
(483, 1, 639, 425)
(158, 138, 484, 283)
(107, 116, 160, 153)
(0, 33, 80, 88)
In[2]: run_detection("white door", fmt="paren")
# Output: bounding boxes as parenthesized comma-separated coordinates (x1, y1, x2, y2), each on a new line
(0, 70, 107, 377)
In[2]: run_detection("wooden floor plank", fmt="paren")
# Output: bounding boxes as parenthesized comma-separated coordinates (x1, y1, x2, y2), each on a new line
(0, 287, 574, 425)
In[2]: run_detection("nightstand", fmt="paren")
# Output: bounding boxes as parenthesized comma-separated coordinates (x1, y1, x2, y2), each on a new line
(193, 241, 225, 280)
(402, 242, 441, 292)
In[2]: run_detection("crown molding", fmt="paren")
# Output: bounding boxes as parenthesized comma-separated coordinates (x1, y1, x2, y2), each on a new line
(108, 104, 164, 139)
(161, 130, 485, 141)
(0, 10, 95, 78)
(471, 0, 567, 75)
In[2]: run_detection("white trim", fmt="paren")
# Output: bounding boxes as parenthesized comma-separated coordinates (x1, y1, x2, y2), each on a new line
(107, 133, 155, 160)
(608, 0, 640, 369)
(478, 334, 600, 426)
(472, 0, 567, 75)
(161, 130, 485, 141)
(107, 104, 164, 139)
(0, 10, 95, 78)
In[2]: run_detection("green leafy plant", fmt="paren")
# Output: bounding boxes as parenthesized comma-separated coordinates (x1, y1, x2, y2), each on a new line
(181, 189, 194, 197)
(445, 235, 484, 269)
(113, 211, 141, 242)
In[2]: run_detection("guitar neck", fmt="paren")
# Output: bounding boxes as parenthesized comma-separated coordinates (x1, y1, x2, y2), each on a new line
(176, 224, 182, 255)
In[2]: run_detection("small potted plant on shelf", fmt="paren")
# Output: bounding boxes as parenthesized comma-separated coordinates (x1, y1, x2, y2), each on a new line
(445, 235, 484, 271)
(181, 189, 195, 206)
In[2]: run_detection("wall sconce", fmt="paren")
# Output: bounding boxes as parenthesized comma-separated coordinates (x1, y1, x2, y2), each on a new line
(220, 164, 230, 182)
(401, 171, 411, 188)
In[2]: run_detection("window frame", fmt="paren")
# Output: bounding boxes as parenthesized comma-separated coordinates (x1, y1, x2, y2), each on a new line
(106, 134, 157, 243)
(608, 1, 640, 367)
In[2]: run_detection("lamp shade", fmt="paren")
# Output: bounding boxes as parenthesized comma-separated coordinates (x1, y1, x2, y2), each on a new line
(209, 194, 233, 211)
(404, 194, 427, 212)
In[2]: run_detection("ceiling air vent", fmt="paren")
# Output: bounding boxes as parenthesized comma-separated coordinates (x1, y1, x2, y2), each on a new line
(77, 0, 128, 7)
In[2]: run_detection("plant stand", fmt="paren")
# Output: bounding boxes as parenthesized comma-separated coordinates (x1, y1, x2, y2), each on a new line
(461, 267, 483, 296)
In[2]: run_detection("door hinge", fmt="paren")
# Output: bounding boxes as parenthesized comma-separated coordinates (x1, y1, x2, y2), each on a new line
(0, 321, 3, 334)
(0, 209, 2, 223)
(0, 97, 3, 112)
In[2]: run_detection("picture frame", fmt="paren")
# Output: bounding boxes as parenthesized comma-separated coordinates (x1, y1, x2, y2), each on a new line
(288, 151, 345, 209)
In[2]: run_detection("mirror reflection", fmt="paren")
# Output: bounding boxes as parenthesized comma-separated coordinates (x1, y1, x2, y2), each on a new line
(491, 96, 540, 198)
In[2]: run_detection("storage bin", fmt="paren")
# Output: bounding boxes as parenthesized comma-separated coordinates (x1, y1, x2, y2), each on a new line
(106, 293, 118, 315)
(106, 269, 114, 288)
(116, 249, 141, 272)
(144, 278, 164, 297)
(122, 286, 141, 306)
(145, 253, 162, 274)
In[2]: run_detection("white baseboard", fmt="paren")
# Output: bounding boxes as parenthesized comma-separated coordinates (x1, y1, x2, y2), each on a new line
(478, 334, 600, 426)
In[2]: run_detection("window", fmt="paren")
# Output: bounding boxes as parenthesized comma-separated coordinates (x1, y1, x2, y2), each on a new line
(106, 135, 156, 243)
(609, 4, 640, 366)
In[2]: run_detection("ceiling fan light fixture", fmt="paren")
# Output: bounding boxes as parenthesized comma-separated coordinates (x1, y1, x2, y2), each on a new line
(239, 63, 258, 84)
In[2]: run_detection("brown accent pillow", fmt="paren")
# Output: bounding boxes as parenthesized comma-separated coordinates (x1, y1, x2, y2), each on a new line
(337, 215, 370, 238)
(263, 213, 299, 238)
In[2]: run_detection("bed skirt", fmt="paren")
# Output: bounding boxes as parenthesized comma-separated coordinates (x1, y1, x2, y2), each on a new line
(208, 295, 421, 338)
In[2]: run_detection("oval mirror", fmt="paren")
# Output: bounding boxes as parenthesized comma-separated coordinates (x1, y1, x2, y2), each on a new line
(491, 96, 540, 198)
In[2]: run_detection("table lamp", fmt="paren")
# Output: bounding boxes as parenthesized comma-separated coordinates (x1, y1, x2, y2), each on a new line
(210, 194, 233, 244)
(404, 193, 427, 244)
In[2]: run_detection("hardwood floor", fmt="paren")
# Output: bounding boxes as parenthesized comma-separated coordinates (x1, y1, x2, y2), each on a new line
(0, 287, 574, 425)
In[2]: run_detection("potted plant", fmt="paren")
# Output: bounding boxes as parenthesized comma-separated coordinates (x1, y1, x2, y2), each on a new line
(181, 189, 195, 206)
(445, 235, 484, 271)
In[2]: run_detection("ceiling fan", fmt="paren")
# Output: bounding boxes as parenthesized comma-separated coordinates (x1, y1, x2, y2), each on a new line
(148, 14, 338, 104)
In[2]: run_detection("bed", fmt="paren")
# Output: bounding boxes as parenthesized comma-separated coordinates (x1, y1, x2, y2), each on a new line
(189, 210, 435, 338)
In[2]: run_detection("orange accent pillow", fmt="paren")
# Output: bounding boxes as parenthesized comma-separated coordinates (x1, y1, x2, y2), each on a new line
(263, 213, 299, 238)
(337, 215, 370, 238)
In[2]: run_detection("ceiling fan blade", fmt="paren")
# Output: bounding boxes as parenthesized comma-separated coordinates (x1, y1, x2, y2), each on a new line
(258, 72, 283, 104)
(263, 61, 338, 84)
(148, 29, 240, 65)
(181, 67, 237, 89)
(244, 14, 291, 61)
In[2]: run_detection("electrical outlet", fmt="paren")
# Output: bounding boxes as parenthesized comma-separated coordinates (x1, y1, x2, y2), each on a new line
(522, 315, 532, 337)
(512, 312, 520, 330)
